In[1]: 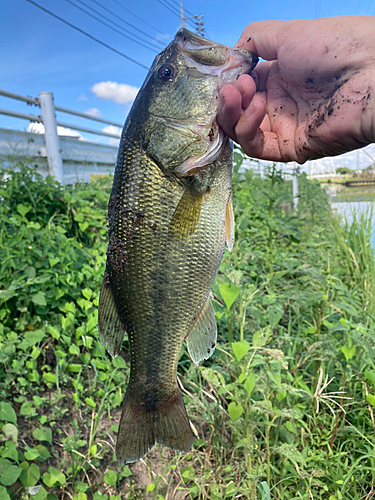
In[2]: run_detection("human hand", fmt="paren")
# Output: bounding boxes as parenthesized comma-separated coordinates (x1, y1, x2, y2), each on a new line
(218, 16, 375, 163)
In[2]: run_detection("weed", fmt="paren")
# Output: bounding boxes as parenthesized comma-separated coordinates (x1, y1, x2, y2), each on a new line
(1, 159, 375, 498)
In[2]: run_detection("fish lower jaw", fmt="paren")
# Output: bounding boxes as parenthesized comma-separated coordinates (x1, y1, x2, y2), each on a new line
(217, 47, 258, 84)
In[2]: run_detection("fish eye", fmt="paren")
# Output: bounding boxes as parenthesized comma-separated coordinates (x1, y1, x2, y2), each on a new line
(158, 64, 175, 81)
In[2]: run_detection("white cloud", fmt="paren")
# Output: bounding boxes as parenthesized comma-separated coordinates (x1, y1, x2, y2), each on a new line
(102, 125, 121, 136)
(27, 122, 83, 140)
(102, 125, 121, 147)
(91, 81, 139, 104)
(77, 94, 88, 101)
(85, 107, 101, 118)
(27, 123, 44, 134)
(57, 126, 83, 139)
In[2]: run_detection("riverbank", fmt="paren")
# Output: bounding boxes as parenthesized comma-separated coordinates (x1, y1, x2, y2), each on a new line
(0, 163, 375, 499)
(313, 174, 375, 187)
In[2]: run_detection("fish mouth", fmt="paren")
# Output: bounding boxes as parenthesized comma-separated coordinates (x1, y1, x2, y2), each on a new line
(175, 28, 258, 82)
(173, 29, 258, 176)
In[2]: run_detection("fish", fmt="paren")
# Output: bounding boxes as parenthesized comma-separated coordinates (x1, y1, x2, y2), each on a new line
(98, 28, 258, 464)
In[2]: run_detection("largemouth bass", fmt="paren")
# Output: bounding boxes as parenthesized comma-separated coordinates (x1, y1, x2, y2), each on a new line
(98, 28, 257, 464)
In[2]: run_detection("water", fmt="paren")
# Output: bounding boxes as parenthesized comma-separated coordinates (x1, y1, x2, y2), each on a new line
(325, 184, 375, 246)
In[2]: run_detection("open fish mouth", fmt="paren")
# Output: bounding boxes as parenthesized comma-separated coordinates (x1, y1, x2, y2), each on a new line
(175, 28, 258, 83)
(171, 29, 258, 176)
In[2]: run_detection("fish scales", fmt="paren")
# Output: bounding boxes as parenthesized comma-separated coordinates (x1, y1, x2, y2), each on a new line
(98, 28, 258, 463)
(110, 143, 230, 387)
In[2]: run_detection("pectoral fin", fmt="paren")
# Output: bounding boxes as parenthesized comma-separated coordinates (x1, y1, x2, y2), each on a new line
(186, 294, 217, 364)
(98, 280, 126, 358)
(169, 187, 205, 240)
(225, 193, 235, 251)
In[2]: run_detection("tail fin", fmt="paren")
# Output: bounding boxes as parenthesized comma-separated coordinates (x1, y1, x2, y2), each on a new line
(116, 386, 194, 464)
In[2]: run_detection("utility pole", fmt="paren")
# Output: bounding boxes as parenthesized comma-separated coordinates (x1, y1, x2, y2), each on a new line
(195, 14, 205, 36)
(184, 14, 205, 36)
(179, 0, 205, 36)
(180, 0, 185, 28)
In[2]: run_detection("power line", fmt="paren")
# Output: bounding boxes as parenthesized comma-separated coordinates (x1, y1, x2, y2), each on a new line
(156, 0, 181, 18)
(24, 0, 149, 69)
(165, 0, 196, 27)
(64, 0, 158, 53)
(170, 0, 194, 17)
(164, 0, 195, 22)
(169, 0, 205, 35)
(109, 0, 171, 39)
(163, 0, 183, 16)
(156, 0, 196, 29)
(85, 0, 166, 48)
(187, 14, 205, 36)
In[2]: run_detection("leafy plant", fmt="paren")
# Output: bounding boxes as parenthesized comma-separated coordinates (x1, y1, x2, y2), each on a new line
(1, 159, 375, 499)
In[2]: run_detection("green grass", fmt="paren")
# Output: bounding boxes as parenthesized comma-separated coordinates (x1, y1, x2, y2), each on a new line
(1, 159, 375, 499)
(331, 203, 375, 315)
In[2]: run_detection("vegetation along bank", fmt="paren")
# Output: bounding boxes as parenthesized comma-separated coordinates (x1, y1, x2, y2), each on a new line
(0, 153, 375, 499)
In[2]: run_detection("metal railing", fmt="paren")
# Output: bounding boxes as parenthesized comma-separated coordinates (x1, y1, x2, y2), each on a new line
(0, 88, 123, 183)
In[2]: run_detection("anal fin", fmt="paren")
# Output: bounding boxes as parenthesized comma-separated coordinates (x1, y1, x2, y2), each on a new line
(186, 294, 217, 364)
(98, 280, 126, 358)
(225, 192, 235, 252)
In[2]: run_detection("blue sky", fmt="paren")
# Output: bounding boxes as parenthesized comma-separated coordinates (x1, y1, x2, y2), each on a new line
(1, 0, 375, 169)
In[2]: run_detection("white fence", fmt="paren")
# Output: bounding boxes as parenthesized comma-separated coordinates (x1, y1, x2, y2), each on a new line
(0, 89, 123, 183)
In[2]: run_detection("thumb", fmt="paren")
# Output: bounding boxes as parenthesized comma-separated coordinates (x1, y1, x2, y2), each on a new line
(235, 20, 302, 61)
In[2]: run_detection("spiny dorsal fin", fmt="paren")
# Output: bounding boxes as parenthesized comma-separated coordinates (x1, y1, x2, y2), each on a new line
(225, 193, 235, 251)
(186, 294, 217, 364)
(169, 187, 205, 240)
(98, 280, 126, 358)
